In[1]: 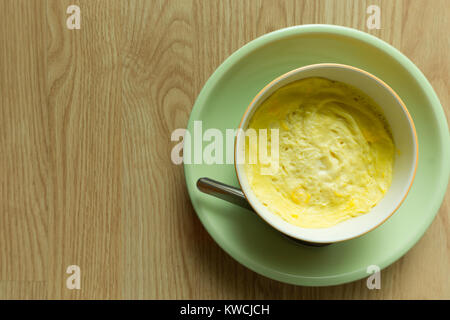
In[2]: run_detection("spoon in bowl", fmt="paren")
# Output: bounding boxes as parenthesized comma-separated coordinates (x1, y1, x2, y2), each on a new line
(196, 177, 330, 247)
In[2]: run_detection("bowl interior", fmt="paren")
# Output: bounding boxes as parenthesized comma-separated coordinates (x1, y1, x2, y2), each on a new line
(235, 64, 418, 243)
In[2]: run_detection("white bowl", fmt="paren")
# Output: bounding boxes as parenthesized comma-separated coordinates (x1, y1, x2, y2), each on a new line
(234, 63, 418, 244)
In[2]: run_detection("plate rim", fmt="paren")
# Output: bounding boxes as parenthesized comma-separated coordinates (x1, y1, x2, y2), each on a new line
(183, 24, 450, 286)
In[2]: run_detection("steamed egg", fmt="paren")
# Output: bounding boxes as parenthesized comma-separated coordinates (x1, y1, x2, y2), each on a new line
(245, 77, 395, 228)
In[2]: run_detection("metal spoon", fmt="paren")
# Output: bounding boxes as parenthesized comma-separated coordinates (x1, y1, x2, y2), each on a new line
(196, 177, 330, 247)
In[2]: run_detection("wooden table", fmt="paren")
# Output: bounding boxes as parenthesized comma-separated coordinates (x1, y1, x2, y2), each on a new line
(0, 0, 448, 299)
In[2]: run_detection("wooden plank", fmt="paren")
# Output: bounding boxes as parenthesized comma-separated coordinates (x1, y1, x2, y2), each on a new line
(0, 0, 48, 282)
(0, 281, 47, 300)
(46, 0, 123, 299)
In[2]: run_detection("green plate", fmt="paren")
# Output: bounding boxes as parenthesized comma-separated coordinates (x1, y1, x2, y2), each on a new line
(184, 25, 450, 286)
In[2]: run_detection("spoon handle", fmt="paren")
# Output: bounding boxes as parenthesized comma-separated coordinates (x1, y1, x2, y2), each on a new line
(196, 177, 253, 211)
(196, 177, 330, 247)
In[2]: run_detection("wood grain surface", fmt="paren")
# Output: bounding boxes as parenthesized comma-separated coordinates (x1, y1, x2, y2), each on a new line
(0, 0, 448, 299)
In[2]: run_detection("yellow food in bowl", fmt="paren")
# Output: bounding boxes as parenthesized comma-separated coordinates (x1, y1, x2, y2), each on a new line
(245, 77, 395, 228)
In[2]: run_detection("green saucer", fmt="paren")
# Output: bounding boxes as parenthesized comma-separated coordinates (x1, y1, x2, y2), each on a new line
(184, 25, 450, 286)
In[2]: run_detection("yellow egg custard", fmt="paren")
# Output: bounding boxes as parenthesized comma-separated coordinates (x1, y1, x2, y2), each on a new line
(245, 77, 395, 228)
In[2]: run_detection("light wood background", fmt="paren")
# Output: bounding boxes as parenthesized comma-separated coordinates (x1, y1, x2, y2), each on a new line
(0, 0, 448, 300)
